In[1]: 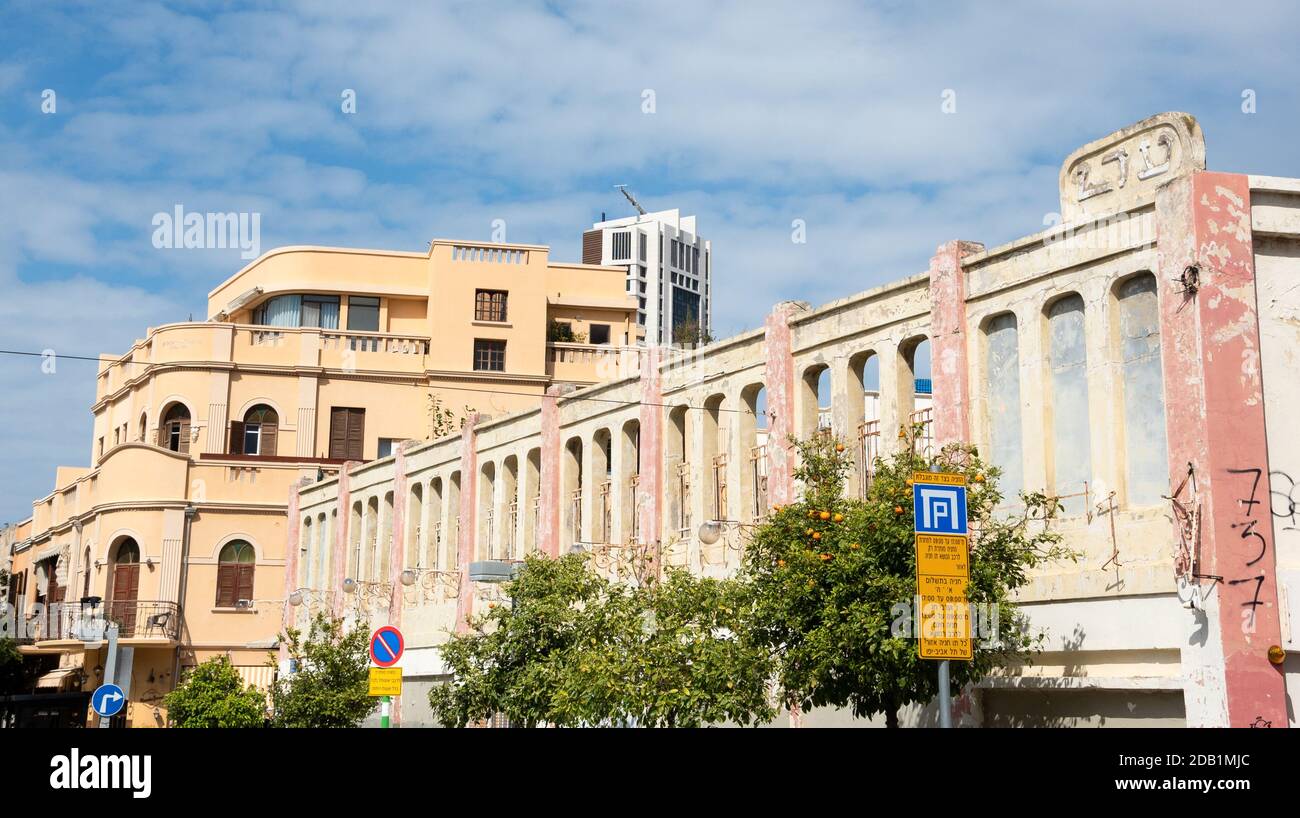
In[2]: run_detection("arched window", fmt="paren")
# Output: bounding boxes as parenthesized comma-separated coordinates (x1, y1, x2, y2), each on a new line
(82, 547, 92, 598)
(230, 405, 278, 456)
(159, 404, 191, 453)
(137, 412, 148, 442)
(216, 540, 256, 608)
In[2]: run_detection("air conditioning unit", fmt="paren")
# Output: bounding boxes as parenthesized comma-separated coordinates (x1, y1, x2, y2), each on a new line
(235, 599, 254, 610)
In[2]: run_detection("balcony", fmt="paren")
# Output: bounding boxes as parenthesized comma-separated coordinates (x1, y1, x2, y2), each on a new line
(546, 343, 639, 384)
(96, 322, 435, 401)
(28, 600, 181, 648)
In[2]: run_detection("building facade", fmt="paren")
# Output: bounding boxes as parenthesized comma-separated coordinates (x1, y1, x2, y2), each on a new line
(3, 238, 635, 726)
(583, 209, 711, 346)
(293, 113, 1298, 727)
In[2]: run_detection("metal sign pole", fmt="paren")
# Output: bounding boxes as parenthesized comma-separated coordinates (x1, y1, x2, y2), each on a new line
(938, 660, 951, 728)
(98, 624, 119, 729)
(381, 695, 391, 728)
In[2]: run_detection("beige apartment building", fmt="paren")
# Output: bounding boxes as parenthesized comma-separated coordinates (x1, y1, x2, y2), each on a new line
(3, 238, 635, 726)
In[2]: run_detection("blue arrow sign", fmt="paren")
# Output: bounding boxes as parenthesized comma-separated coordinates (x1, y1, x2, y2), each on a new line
(92, 683, 126, 718)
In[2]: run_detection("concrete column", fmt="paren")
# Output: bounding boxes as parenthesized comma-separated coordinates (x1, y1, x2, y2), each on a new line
(1156, 171, 1287, 728)
(1016, 304, 1048, 494)
(388, 445, 409, 624)
(454, 414, 480, 633)
(928, 240, 983, 447)
(280, 476, 310, 666)
(331, 463, 357, 617)
(764, 303, 801, 506)
(638, 347, 664, 548)
(876, 339, 904, 456)
(539, 387, 563, 558)
(387, 443, 411, 728)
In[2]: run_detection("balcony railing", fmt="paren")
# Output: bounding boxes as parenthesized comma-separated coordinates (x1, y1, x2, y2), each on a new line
(25, 600, 181, 643)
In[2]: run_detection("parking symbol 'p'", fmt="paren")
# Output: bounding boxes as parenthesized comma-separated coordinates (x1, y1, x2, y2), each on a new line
(913, 483, 968, 535)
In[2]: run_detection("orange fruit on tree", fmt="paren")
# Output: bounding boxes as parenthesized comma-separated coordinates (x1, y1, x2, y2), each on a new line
(833, 513, 844, 523)
(812, 531, 822, 540)
(974, 473, 985, 483)
(835, 443, 845, 453)
(894, 505, 904, 514)
(819, 511, 831, 521)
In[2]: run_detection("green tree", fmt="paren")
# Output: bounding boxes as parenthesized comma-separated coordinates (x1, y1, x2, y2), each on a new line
(0, 637, 31, 695)
(671, 321, 714, 348)
(429, 555, 774, 727)
(271, 613, 376, 728)
(738, 430, 1075, 727)
(163, 656, 267, 728)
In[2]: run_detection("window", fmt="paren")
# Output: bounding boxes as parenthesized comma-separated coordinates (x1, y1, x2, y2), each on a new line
(1117, 274, 1168, 506)
(474, 339, 506, 372)
(329, 407, 366, 461)
(230, 404, 278, 456)
(474, 289, 508, 322)
(378, 438, 398, 458)
(1047, 294, 1092, 514)
(589, 324, 611, 345)
(253, 294, 340, 328)
(301, 294, 340, 328)
(159, 403, 191, 453)
(671, 240, 679, 267)
(985, 314, 1023, 498)
(216, 540, 255, 608)
(347, 296, 380, 332)
(612, 231, 631, 260)
(639, 232, 647, 261)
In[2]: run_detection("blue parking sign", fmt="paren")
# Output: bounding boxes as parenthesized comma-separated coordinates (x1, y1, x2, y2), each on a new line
(913, 479, 968, 536)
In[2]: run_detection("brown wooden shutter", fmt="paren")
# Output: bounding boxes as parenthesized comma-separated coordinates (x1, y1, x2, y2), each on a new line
(216, 564, 237, 608)
(237, 564, 255, 603)
(157, 426, 168, 448)
(177, 420, 191, 454)
(346, 409, 364, 461)
(261, 421, 278, 457)
(582, 229, 603, 265)
(329, 408, 348, 459)
(228, 421, 245, 454)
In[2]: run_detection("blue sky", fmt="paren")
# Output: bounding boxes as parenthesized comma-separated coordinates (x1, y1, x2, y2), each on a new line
(1, 0, 1299, 522)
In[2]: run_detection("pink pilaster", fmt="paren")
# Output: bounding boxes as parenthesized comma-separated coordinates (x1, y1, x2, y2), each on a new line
(387, 445, 408, 626)
(928, 240, 982, 446)
(331, 463, 357, 618)
(454, 414, 480, 633)
(765, 303, 799, 506)
(638, 346, 663, 545)
(538, 388, 563, 558)
(279, 477, 308, 665)
(1156, 171, 1287, 727)
(386, 444, 409, 727)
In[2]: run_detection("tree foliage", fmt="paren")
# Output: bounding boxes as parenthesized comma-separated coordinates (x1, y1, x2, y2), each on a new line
(737, 430, 1075, 726)
(428, 554, 773, 727)
(271, 613, 376, 728)
(163, 655, 267, 728)
(0, 637, 30, 696)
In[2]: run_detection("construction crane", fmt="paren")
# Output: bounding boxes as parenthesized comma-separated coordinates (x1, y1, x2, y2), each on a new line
(614, 184, 647, 217)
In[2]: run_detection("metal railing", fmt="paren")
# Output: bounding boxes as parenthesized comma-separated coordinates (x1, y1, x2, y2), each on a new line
(675, 462, 691, 536)
(712, 453, 729, 523)
(910, 407, 933, 458)
(597, 481, 613, 544)
(750, 445, 769, 521)
(857, 420, 881, 500)
(25, 599, 180, 643)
